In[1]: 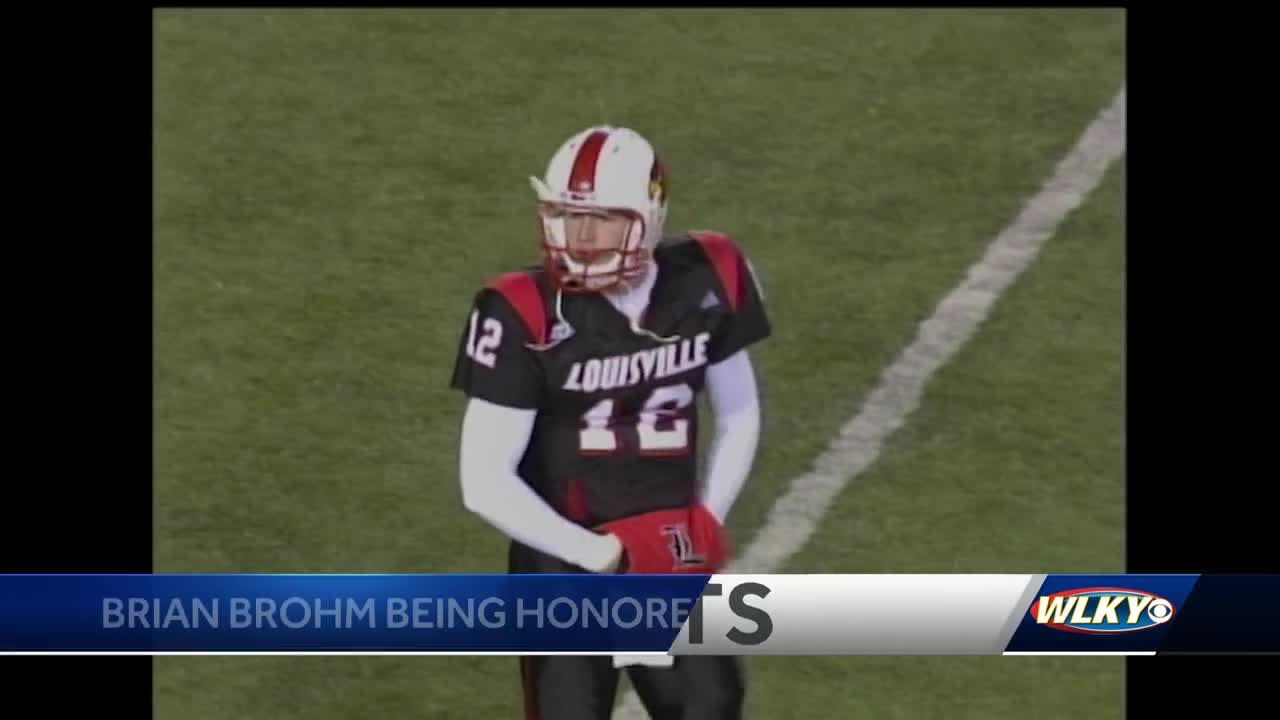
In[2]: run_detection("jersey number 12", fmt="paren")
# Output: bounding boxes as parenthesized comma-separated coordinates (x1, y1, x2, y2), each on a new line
(580, 383, 693, 456)
(465, 310, 502, 369)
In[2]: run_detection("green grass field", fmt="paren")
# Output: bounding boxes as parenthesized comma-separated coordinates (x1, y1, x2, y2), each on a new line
(155, 9, 1125, 719)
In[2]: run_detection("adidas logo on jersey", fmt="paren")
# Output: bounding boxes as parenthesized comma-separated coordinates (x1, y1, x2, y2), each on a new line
(563, 331, 712, 393)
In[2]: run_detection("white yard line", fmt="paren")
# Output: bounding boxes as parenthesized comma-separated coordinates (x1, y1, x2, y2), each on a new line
(612, 87, 1126, 718)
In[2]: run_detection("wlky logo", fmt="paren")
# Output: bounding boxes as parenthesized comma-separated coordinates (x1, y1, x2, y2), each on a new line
(1031, 588, 1175, 634)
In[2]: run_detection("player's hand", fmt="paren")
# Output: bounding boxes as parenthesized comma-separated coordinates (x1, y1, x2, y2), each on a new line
(592, 532, 625, 574)
(687, 503, 732, 570)
(595, 504, 729, 574)
(575, 531, 625, 574)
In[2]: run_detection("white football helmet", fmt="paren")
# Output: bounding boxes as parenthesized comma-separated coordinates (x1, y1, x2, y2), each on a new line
(529, 125, 669, 292)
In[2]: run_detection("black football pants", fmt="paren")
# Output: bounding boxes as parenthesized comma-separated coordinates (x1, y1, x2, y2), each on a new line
(509, 541, 746, 720)
(520, 654, 745, 720)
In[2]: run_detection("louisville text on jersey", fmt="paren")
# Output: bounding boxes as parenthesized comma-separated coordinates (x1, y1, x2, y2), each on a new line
(563, 332, 712, 392)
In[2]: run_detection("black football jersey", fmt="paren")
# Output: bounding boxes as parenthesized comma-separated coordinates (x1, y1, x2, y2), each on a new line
(450, 231, 770, 526)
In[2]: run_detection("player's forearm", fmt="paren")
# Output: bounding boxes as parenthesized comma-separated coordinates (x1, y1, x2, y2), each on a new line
(458, 398, 621, 573)
(462, 474, 622, 573)
(702, 401, 760, 524)
(701, 350, 761, 524)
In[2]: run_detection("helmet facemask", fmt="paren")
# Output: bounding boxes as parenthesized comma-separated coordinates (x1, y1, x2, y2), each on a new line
(537, 203, 652, 293)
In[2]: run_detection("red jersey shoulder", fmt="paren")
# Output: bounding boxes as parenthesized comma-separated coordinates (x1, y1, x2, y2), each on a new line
(480, 267, 553, 346)
(656, 231, 754, 311)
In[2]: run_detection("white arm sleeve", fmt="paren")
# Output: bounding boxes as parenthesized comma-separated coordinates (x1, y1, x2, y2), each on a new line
(701, 349, 762, 524)
(459, 397, 622, 573)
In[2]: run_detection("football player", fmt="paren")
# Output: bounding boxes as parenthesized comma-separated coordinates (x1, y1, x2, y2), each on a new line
(451, 125, 770, 720)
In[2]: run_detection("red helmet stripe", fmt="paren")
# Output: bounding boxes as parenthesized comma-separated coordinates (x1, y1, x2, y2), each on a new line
(567, 130, 610, 193)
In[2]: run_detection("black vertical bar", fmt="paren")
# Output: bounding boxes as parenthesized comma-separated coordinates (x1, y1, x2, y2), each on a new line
(1, 7, 154, 716)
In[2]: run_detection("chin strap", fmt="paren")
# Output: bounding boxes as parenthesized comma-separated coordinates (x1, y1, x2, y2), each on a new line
(523, 289, 573, 352)
(526, 280, 680, 351)
(613, 264, 680, 344)
(628, 314, 680, 344)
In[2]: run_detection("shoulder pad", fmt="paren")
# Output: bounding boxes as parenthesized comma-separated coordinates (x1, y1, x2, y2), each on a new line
(484, 271, 549, 345)
(689, 230, 746, 311)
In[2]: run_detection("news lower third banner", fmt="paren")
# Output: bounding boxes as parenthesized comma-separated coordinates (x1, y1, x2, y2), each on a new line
(0, 574, 1275, 655)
